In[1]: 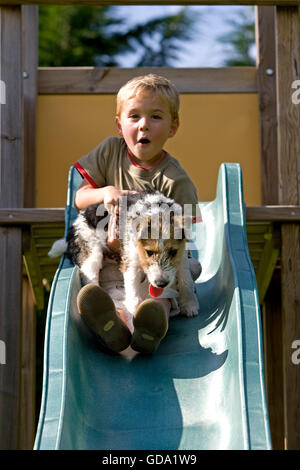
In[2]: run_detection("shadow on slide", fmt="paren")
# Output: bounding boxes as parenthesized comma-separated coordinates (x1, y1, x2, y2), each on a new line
(34, 164, 272, 450)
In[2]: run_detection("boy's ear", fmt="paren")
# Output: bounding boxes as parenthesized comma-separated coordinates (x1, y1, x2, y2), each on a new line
(115, 116, 123, 137)
(169, 118, 179, 138)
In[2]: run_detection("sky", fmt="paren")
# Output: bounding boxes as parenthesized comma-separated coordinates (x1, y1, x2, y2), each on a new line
(114, 5, 256, 67)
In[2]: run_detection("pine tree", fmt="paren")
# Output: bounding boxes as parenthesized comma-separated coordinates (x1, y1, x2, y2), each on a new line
(39, 6, 196, 67)
(218, 7, 255, 66)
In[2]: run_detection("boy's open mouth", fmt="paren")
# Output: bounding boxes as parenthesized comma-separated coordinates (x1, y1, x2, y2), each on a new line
(138, 138, 150, 144)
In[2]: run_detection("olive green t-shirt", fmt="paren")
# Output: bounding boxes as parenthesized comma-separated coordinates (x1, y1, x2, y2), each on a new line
(75, 136, 201, 220)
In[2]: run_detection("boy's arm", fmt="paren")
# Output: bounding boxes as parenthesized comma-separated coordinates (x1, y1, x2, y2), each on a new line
(74, 179, 137, 253)
(74, 179, 136, 211)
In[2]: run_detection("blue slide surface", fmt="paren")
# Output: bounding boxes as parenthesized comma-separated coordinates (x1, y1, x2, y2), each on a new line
(34, 164, 271, 450)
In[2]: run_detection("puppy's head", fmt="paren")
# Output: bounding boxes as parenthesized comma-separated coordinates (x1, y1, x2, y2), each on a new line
(136, 214, 187, 288)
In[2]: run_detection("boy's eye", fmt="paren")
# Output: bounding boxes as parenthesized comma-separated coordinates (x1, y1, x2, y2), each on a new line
(146, 250, 154, 257)
(169, 249, 178, 257)
(152, 114, 162, 119)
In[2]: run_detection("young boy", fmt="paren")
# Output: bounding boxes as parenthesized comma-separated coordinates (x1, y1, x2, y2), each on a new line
(74, 74, 201, 354)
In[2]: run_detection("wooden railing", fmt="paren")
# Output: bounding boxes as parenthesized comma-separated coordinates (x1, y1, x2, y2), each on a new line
(1, 206, 300, 225)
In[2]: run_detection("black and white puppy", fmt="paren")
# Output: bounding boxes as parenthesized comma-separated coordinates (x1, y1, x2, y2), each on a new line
(49, 191, 199, 322)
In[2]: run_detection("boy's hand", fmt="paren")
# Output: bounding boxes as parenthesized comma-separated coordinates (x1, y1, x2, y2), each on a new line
(105, 186, 138, 252)
(103, 186, 137, 211)
(75, 181, 138, 252)
(75, 181, 137, 211)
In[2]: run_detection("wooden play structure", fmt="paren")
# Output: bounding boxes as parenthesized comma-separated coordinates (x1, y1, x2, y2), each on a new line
(0, 0, 299, 450)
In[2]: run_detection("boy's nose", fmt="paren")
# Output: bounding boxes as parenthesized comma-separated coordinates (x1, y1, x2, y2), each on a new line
(139, 117, 149, 130)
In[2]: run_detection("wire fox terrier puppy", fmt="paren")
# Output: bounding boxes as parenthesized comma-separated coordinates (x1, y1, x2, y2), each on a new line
(49, 191, 199, 354)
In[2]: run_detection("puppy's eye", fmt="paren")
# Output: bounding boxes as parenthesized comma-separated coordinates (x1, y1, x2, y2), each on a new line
(146, 250, 154, 257)
(169, 249, 178, 257)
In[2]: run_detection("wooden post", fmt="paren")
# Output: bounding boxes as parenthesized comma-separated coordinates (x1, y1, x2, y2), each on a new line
(275, 6, 300, 449)
(0, 6, 23, 449)
(22, 5, 38, 208)
(20, 275, 36, 449)
(19, 5, 39, 449)
(255, 6, 284, 449)
(255, 6, 279, 205)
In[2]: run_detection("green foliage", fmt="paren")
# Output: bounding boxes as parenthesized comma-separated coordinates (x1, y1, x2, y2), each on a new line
(39, 6, 197, 67)
(126, 10, 195, 67)
(218, 8, 255, 66)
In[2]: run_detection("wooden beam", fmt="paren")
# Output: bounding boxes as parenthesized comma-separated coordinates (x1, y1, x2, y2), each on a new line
(0, 208, 65, 224)
(38, 67, 257, 95)
(1, 1, 300, 6)
(255, 6, 279, 204)
(246, 205, 300, 221)
(275, 6, 300, 450)
(0, 206, 300, 225)
(0, 6, 23, 450)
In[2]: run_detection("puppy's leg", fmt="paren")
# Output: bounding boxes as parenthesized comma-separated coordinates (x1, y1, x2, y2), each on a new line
(178, 251, 199, 317)
(123, 266, 144, 331)
(80, 247, 104, 286)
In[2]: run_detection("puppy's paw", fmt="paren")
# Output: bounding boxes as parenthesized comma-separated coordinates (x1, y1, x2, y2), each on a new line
(179, 295, 199, 317)
(180, 303, 199, 317)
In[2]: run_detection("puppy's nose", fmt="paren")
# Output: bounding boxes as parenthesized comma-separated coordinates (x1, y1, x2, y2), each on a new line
(156, 279, 168, 288)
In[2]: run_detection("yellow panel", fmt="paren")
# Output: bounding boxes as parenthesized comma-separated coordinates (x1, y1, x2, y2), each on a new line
(37, 94, 261, 207)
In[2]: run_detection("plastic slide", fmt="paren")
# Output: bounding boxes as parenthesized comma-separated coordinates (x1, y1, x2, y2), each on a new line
(34, 163, 272, 450)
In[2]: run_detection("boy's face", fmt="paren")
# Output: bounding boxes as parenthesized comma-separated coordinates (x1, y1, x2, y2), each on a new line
(116, 91, 178, 168)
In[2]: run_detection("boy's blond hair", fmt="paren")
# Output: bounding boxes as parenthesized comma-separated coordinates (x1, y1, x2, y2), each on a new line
(116, 74, 180, 122)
